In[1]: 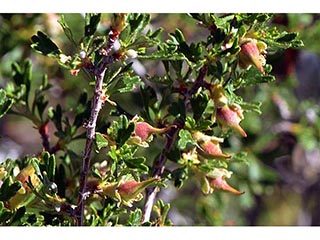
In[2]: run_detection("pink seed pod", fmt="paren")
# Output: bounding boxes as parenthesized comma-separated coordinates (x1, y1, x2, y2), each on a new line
(216, 104, 247, 137)
(209, 176, 244, 195)
(239, 38, 267, 74)
(192, 131, 231, 159)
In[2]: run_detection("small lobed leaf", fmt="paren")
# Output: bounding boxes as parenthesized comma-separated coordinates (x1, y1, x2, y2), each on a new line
(126, 209, 142, 226)
(85, 13, 101, 37)
(177, 129, 196, 150)
(0, 178, 22, 201)
(58, 15, 77, 46)
(0, 89, 14, 119)
(31, 31, 61, 57)
(95, 132, 109, 151)
(124, 157, 149, 172)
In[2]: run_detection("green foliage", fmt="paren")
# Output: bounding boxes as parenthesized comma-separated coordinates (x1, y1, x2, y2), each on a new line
(31, 31, 61, 57)
(0, 13, 304, 226)
(0, 89, 13, 118)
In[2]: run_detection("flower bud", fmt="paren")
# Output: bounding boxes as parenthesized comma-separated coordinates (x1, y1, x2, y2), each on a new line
(239, 37, 267, 74)
(14, 165, 41, 193)
(216, 104, 247, 137)
(59, 54, 71, 64)
(130, 117, 176, 147)
(99, 178, 160, 207)
(192, 131, 231, 159)
(124, 49, 138, 59)
(207, 168, 244, 195)
(209, 176, 244, 195)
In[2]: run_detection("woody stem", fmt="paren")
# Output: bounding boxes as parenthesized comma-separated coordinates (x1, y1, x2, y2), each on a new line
(141, 120, 182, 223)
(141, 65, 208, 223)
(76, 29, 119, 226)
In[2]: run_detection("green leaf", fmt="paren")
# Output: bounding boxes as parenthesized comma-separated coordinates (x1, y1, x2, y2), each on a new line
(129, 14, 151, 40)
(36, 95, 49, 119)
(138, 50, 186, 61)
(47, 155, 56, 181)
(85, 13, 101, 37)
(191, 92, 209, 121)
(58, 15, 77, 46)
(124, 157, 149, 172)
(171, 167, 188, 188)
(0, 89, 14, 119)
(126, 209, 142, 226)
(11, 207, 26, 225)
(31, 158, 43, 181)
(0, 178, 22, 201)
(177, 129, 196, 150)
(118, 76, 141, 93)
(116, 121, 135, 147)
(230, 151, 249, 165)
(149, 27, 163, 39)
(31, 31, 61, 57)
(276, 32, 298, 43)
(95, 132, 109, 151)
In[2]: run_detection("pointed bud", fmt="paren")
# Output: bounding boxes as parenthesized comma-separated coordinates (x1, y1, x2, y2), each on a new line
(118, 178, 159, 202)
(130, 117, 176, 147)
(216, 104, 247, 137)
(209, 177, 244, 195)
(124, 49, 138, 59)
(192, 131, 231, 159)
(239, 38, 267, 74)
(207, 168, 244, 195)
(199, 140, 231, 159)
(99, 178, 160, 207)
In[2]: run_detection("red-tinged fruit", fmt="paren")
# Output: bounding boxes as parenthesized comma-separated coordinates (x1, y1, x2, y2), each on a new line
(130, 118, 176, 147)
(216, 104, 247, 137)
(192, 131, 231, 159)
(199, 140, 231, 159)
(239, 38, 267, 74)
(209, 176, 244, 195)
(98, 177, 160, 207)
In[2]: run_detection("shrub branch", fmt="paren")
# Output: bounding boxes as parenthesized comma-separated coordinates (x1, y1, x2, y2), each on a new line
(75, 29, 120, 226)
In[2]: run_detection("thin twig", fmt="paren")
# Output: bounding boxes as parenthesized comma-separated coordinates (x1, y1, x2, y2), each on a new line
(75, 28, 120, 226)
(38, 120, 50, 152)
(141, 120, 182, 223)
(141, 65, 208, 223)
(38, 120, 61, 154)
(76, 70, 106, 225)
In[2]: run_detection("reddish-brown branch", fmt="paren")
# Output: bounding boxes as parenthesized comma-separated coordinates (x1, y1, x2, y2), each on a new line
(141, 65, 209, 223)
(75, 28, 120, 226)
(141, 120, 182, 223)
(38, 120, 50, 152)
(38, 120, 62, 154)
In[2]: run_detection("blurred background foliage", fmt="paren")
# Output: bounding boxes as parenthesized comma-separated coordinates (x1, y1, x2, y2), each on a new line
(1, 13, 320, 226)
